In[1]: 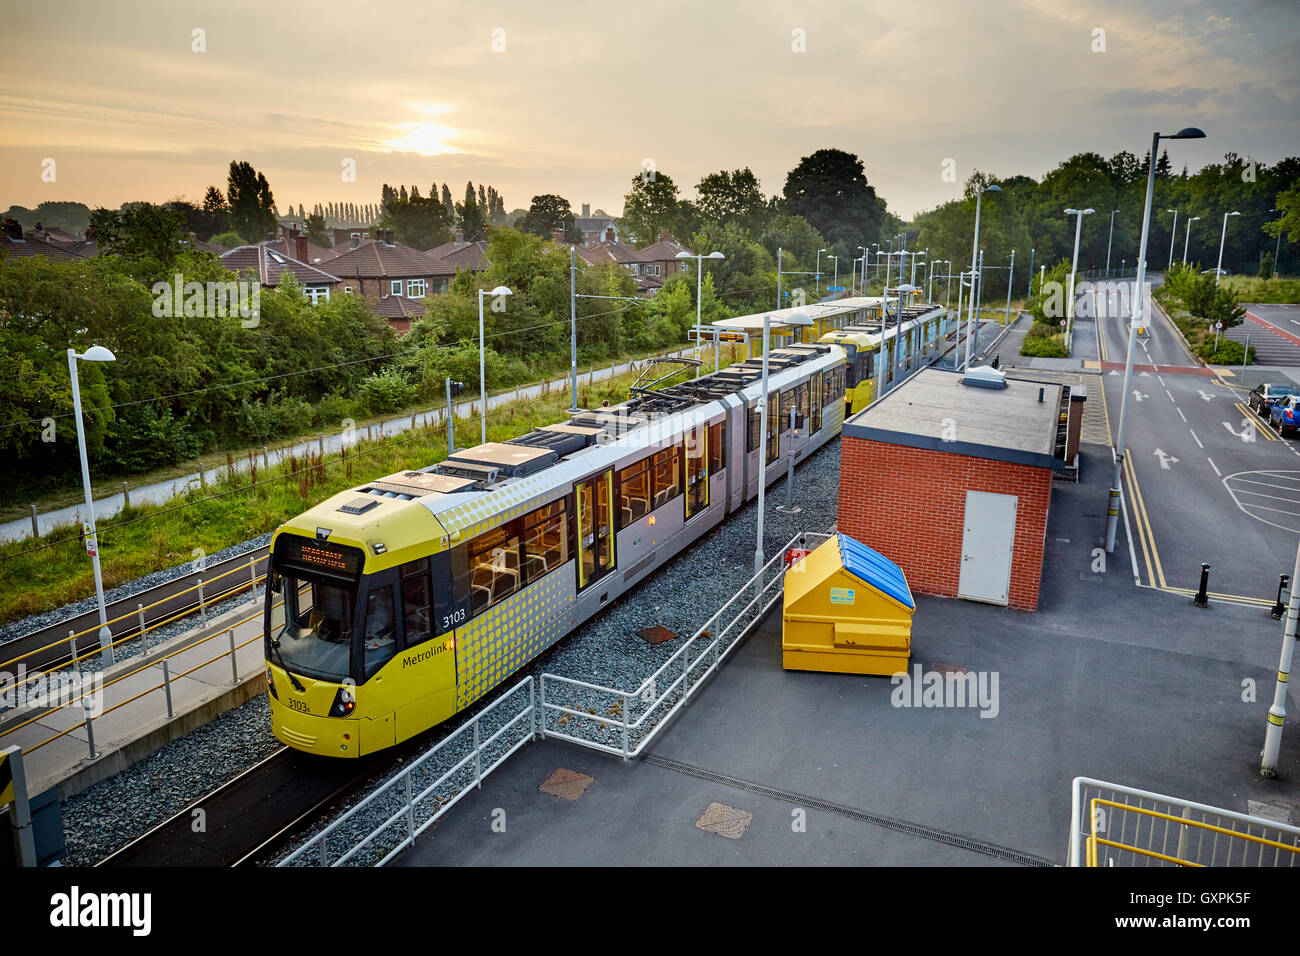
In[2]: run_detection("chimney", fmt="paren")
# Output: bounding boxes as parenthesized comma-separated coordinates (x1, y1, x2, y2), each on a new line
(658, 229, 671, 242)
(552, 228, 565, 245)
(454, 228, 464, 243)
(282, 224, 295, 244)
(581, 203, 590, 218)
(295, 235, 308, 262)
(2, 220, 22, 240)
(377, 229, 393, 245)
(605, 226, 615, 243)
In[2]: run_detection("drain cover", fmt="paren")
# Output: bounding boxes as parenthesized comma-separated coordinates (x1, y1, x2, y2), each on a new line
(539, 768, 594, 801)
(637, 625, 677, 644)
(695, 802, 753, 840)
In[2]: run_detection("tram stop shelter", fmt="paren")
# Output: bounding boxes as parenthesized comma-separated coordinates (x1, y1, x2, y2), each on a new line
(839, 366, 1075, 611)
(782, 532, 914, 676)
(709, 308, 815, 356)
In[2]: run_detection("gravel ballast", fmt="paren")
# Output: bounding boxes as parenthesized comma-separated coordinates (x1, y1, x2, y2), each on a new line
(55, 437, 845, 866)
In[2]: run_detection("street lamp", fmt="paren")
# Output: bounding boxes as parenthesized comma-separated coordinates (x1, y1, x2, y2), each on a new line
(677, 250, 726, 375)
(1182, 216, 1201, 266)
(1106, 211, 1119, 276)
(1216, 211, 1240, 286)
(1026, 247, 1035, 298)
(68, 345, 117, 665)
(1166, 209, 1178, 271)
(965, 184, 1000, 370)
(477, 286, 512, 445)
(1064, 207, 1095, 354)
(1269, 208, 1283, 275)
(1105, 125, 1205, 554)
(857, 245, 868, 295)
(815, 248, 827, 295)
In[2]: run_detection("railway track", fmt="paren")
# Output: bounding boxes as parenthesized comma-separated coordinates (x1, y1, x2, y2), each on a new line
(1, 545, 270, 674)
(96, 746, 384, 867)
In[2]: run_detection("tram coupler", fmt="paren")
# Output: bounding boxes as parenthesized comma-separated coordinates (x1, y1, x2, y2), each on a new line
(1192, 563, 1211, 608)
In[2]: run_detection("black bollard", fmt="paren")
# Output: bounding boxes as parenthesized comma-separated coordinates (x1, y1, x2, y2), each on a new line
(1272, 575, 1290, 620)
(1193, 563, 1211, 608)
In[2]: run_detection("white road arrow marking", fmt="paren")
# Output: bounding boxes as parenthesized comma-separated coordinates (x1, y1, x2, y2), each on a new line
(1154, 449, 1179, 469)
(1139, 370, 1152, 377)
(1109, 370, 1120, 377)
(1198, 390, 1214, 401)
(1133, 390, 1150, 402)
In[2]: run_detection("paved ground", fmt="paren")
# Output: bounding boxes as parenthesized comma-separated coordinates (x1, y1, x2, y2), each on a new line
(395, 446, 1300, 867)
(1224, 305, 1300, 368)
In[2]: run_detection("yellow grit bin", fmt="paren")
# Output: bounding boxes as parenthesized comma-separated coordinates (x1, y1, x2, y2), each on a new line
(782, 533, 914, 676)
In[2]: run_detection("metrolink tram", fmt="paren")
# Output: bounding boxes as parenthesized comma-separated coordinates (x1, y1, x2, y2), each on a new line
(264, 298, 945, 757)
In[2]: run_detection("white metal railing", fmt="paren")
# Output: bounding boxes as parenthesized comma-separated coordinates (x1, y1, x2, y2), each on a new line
(538, 531, 828, 759)
(276, 676, 536, 867)
(1068, 776, 1300, 867)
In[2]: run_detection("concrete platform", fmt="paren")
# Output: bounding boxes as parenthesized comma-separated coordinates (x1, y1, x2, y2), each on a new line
(394, 444, 1300, 866)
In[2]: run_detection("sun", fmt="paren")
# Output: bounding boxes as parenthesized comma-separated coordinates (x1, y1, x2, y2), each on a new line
(381, 121, 461, 156)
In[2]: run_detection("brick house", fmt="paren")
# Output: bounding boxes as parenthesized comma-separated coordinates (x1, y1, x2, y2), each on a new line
(838, 367, 1076, 611)
(637, 238, 692, 282)
(575, 204, 618, 247)
(220, 245, 341, 303)
(326, 235, 457, 300)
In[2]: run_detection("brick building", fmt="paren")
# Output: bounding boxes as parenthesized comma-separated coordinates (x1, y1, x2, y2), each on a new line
(838, 367, 1078, 611)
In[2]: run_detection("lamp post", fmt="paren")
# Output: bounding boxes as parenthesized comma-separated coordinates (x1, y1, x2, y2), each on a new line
(815, 248, 826, 295)
(828, 255, 838, 298)
(677, 250, 726, 375)
(1105, 126, 1206, 554)
(569, 248, 578, 410)
(1026, 247, 1035, 298)
(1216, 211, 1240, 286)
(1106, 211, 1118, 277)
(68, 345, 117, 665)
(1064, 207, 1095, 355)
(477, 286, 512, 445)
(1271, 208, 1283, 275)
(755, 311, 811, 579)
(1181, 216, 1200, 266)
(965, 184, 1000, 370)
(1004, 249, 1016, 326)
(1166, 209, 1178, 271)
(857, 246, 868, 295)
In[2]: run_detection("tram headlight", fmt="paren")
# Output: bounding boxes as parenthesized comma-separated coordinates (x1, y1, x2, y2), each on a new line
(329, 685, 356, 717)
(266, 667, 278, 699)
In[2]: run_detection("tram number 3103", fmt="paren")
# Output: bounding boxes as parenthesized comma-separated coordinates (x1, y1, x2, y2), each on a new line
(441, 608, 468, 631)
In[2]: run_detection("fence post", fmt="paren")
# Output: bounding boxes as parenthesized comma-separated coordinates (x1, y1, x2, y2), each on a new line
(622, 693, 630, 760)
(474, 717, 482, 788)
(68, 630, 79, 675)
(138, 604, 148, 659)
(405, 769, 415, 845)
(83, 698, 97, 759)
(30, 505, 39, 538)
(161, 658, 174, 718)
(537, 677, 545, 740)
(248, 555, 258, 603)
(121, 481, 130, 507)
(263, 445, 270, 468)
(228, 628, 239, 685)
(529, 678, 536, 741)
(410, 411, 416, 433)
(197, 579, 207, 627)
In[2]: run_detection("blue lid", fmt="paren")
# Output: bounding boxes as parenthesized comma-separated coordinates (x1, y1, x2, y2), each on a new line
(837, 533, 915, 610)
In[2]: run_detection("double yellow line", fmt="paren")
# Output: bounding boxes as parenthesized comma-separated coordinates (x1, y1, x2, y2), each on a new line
(1122, 454, 1274, 607)
(1236, 401, 1281, 441)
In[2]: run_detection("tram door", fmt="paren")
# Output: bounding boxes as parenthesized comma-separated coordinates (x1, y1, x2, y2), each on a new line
(576, 471, 615, 590)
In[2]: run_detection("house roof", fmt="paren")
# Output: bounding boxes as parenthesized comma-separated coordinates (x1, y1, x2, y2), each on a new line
(369, 295, 428, 320)
(437, 240, 488, 271)
(578, 241, 644, 266)
(0, 235, 87, 260)
(424, 239, 467, 258)
(575, 216, 617, 232)
(327, 240, 456, 278)
(637, 239, 690, 261)
(28, 226, 82, 243)
(263, 237, 337, 266)
(220, 245, 341, 286)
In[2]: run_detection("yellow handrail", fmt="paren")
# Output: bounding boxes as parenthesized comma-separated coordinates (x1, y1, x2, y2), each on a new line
(1087, 797, 1300, 867)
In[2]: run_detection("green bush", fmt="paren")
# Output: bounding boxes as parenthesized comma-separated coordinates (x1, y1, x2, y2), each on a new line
(357, 369, 418, 414)
(310, 393, 361, 428)
(1020, 334, 1068, 358)
(1195, 339, 1254, 365)
(209, 231, 245, 250)
(231, 393, 315, 445)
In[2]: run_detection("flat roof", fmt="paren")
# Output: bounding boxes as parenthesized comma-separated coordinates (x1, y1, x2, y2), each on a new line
(843, 368, 1063, 470)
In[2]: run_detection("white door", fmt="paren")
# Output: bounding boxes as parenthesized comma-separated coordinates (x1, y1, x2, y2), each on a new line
(958, 490, 1017, 606)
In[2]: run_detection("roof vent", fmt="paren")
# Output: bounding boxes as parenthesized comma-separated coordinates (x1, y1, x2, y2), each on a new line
(339, 497, 379, 515)
(961, 365, 1007, 390)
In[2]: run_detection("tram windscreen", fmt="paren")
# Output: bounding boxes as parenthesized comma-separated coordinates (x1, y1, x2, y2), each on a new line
(275, 576, 356, 682)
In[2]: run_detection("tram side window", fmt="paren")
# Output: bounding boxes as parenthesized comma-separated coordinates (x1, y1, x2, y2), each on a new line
(766, 392, 780, 464)
(779, 389, 794, 432)
(523, 499, 568, 583)
(796, 382, 810, 429)
(708, 421, 725, 473)
(617, 458, 651, 529)
(363, 584, 398, 679)
(467, 524, 522, 616)
(747, 403, 760, 453)
(400, 558, 432, 649)
(651, 446, 681, 510)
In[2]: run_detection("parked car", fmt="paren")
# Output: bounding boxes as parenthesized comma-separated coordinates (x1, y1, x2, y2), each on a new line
(1270, 394, 1300, 437)
(1200, 268, 1231, 278)
(1250, 383, 1299, 414)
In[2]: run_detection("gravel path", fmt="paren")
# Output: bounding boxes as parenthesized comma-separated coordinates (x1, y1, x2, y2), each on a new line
(55, 437, 844, 866)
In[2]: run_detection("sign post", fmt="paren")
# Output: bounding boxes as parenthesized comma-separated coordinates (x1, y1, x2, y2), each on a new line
(2, 746, 36, 866)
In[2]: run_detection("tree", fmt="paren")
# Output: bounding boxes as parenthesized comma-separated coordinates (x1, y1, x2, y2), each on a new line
(88, 204, 188, 268)
(621, 170, 681, 244)
(696, 168, 768, 234)
(782, 149, 888, 256)
(382, 190, 453, 249)
(441, 184, 455, 220)
(1267, 183, 1300, 249)
(226, 161, 278, 243)
(1259, 251, 1274, 280)
(305, 212, 329, 247)
(456, 182, 485, 239)
(517, 194, 582, 242)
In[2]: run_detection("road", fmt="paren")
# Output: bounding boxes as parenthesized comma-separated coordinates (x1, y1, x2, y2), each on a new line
(1223, 303, 1300, 367)
(1095, 281, 1300, 602)
(2, 347, 696, 545)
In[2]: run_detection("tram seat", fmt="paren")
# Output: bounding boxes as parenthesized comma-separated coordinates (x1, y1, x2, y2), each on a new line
(653, 487, 672, 510)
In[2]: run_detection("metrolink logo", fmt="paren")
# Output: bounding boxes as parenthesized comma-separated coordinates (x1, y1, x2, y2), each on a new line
(890, 664, 999, 718)
(151, 273, 260, 327)
(0, 666, 104, 717)
(50, 886, 151, 936)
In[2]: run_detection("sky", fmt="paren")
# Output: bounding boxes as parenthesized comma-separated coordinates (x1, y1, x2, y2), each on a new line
(1, 0, 1297, 222)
